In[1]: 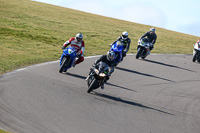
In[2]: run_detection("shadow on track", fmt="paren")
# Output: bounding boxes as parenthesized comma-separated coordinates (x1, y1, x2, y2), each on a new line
(116, 67, 174, 82)
(65, 73, 136, 92)
(143, 59, 196, 72)
(106, 82, 137, 92)
(65, 72, 87, 80)
(93, 92, 174, 115)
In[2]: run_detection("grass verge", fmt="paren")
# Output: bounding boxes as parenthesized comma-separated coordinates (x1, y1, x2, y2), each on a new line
(0, 129, 10, 133)
(0, 0, 198, 75)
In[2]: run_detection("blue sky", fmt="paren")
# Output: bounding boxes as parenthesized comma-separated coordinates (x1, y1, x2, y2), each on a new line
(32, 0, 200, 37)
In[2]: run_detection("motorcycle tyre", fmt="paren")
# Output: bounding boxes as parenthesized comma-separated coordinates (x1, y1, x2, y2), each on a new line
(136, 48, 141, 59)
(141, 56, 146, 59)
(87, 78, 98, 93)
(59, 57, 70, 73)
(193, 51, 197, 62)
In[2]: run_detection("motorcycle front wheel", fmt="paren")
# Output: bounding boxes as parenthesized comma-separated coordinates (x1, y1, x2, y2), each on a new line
(87, 77, 98, 93)
(141, 56, 146, 59)
(141, 51, 147, 59)
(136, 47, 141, 59)
(59, 57, 70, 73)
(192, 51, 197, 62)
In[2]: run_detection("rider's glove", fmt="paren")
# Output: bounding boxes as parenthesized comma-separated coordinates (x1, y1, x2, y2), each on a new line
(105, 75, 110, 82)
(109, 44, 112, 47)
(77, 53, 82, 58)
(150, 44, 154, 50)
(108, 72, 111, 76)
(123, 52, 126, 57)
(62, 46, 66, 49)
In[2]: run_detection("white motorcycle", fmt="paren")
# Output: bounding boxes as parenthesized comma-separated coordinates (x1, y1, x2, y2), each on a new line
(136, 38, 152, 59)
(192, 41, 200, 62)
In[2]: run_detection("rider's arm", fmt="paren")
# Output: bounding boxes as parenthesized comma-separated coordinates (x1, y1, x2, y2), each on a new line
(109, 67, 114, 75)
(140, 32, 148, 40)
(77, 46, 85, 57)
(63, 41, 70, 47)
(81, 47, 85, 54)
(112, 36, 121, 45)
(109, 60, 116, 74)
(80, 41, 85, 54)
(124, 39, 131, 53)
(62, 37, 73, 49)
(151, 34, 157, 44)
(76, 41, 85, 57)
(94, 55, 104, 65)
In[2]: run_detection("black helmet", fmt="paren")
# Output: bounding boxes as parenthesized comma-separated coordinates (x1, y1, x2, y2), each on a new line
(107, 51, 115, 61)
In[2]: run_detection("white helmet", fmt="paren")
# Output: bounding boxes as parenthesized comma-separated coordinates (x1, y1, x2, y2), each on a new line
(150, 28, 156, 33)
(107, 51, 115, 61)
(122, 31, 128, 39)
(75, 33, 83, 43)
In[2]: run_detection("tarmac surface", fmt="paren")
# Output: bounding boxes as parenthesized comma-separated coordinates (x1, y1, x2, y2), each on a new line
(0, 54, 200, 133)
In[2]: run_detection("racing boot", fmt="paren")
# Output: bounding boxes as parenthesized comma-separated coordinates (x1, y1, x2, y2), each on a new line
(101, 83, 104, 89)
(147, 50, 150, 55)
(72, 62, 76, 67)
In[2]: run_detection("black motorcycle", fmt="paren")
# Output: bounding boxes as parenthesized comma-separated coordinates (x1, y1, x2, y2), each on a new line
(86, 62, 109, 93)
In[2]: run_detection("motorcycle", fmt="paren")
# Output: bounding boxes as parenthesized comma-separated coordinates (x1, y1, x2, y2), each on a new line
(59, 46, 77, 73)
(193, 41, 200, 62)
(109, 41, 124, 66)
(136, 38, 151, 59)
(86, 62, 110, 93)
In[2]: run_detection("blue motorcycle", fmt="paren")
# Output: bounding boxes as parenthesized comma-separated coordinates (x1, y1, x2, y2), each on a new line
(109, 41, 124, 66)
(59, 46, 77, 73)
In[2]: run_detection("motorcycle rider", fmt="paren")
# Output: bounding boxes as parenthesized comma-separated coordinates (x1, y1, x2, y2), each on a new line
(62, 33, 85, 67)
(111, 31, 131, 61)
(193, 38, 200, 62)
(139, 28, 157, 54)
(194, 39, 200, 46)
(87, 51, 116, 89)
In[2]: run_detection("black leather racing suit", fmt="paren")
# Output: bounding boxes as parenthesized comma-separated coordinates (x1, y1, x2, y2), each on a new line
(112, 36, 131, 57)
(140, 31, 157, 50)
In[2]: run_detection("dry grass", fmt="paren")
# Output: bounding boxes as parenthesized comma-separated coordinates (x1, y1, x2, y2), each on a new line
(0, 129, 10, 133)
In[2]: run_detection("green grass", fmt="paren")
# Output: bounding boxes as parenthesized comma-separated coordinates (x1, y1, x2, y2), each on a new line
(0, 129, 10, 133)
(0, 0, 198, 75)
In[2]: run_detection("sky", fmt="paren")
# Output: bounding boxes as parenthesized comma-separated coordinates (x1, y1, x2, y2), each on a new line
(32, 0, 200, 37)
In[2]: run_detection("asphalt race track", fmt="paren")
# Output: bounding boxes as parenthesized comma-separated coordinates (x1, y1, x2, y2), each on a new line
(0, 54, 200, 133)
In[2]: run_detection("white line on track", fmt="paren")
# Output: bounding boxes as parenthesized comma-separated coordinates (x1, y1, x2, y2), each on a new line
(0, 54, 191, 78)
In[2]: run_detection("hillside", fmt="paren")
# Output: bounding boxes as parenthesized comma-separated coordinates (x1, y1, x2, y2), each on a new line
(0, 0, 198, 75)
